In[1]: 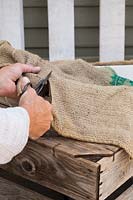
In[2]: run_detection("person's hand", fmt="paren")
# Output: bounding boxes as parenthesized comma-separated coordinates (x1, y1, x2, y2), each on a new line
(19, 79, 53, 139)
(0, 63, 40, 97)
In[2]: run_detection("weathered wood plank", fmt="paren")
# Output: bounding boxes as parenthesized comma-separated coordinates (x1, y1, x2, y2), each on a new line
(0, 0, 24, 49)
(116, 184, 133, 200)
(126, 46, 133, 55)
(25, 29, 48, 48)
(98, 150, 133, 200)
(75, 28, 99, 47)
(0, 48, 132, 64)
(23, 1, 133, 27)
(75, 7, 99, 27)
(126, 7, 133, 27)
(100, 0, 125, 62)
(75, 0, 99, 6)
(0, 138, 100, 200)
(27, 47, 99, 60)
(0, 132, 132, 200)
(24, 8, 48, 28)
(23, 0, 99, 7)
(0, 176, 53, 200)
(78, 0, 133, 6)
(23, 0, 133, 61)
(76, 47, 99, 58)
(48, 0, 75, 61)
(126, 0, 133, 5)
(25, 28, 99, 48)
(23, 0, 47, 7)
(26, 48, 49, 59)
(24, 7, 99, 28)
(25, 47, 99, 60)
(126, 28, 133, 46)
(39, 134, 119, 158)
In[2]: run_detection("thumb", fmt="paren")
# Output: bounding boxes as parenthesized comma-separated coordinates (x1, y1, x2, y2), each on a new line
(17, 76, 31, 96)
(19, 85, 36, 106)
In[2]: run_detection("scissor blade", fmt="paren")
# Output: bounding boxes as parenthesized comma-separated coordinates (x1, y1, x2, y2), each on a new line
(35, 71, 52, 95)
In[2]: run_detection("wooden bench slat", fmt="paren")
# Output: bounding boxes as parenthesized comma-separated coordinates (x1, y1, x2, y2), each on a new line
(100, 0, 125, 62)
(0, 0, 24, 49)
(48, 0, 75, 61)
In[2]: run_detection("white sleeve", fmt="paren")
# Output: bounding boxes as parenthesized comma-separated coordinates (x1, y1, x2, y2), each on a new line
(0, 107, 30, 164)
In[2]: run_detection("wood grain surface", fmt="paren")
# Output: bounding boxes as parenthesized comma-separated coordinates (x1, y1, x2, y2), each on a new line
(116, 184, 133, 200)
(0, 136, 100, 200)
(98, 150, 133, 200)
(0, 130, 132, 200)
(0, 176, 53, 200)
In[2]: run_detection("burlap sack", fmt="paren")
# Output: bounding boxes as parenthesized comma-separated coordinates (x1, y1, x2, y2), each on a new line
(0, 41, 133, 158)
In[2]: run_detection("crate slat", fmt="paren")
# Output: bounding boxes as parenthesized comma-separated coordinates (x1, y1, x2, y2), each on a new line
(116, 184, 133, 200)
(98, 150, 133, 200)
(0, 176, 53, 200)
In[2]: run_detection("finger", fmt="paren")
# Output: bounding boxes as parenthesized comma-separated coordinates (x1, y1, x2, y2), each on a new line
(2, 82, 17, 98)
(20, 64, 41, 74)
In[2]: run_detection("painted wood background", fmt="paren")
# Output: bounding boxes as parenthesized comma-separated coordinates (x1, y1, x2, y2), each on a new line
(23, 0, 133, 61)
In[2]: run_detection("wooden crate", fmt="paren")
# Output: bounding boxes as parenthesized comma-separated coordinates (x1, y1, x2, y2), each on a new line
(0, 132, 132, 200)
(0, 176, 53, 200)
(116, 184, 133, 200)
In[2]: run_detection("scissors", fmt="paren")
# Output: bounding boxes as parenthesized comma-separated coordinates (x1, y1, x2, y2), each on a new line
(19, 71, 52, 97)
